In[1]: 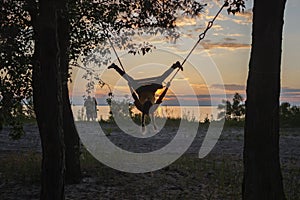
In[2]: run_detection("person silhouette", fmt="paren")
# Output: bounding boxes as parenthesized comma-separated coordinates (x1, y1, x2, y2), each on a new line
(92, 97, 98, 121)
(84, 96, 94, 121)
(108, 61, 183, 131)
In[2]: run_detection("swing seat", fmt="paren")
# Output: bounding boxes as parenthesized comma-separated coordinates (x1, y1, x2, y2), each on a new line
(130, 75, 165, 96)
(135, 83, 163, 95)
(131, 75, 164, 90)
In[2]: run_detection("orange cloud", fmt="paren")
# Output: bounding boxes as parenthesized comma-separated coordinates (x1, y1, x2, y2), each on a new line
(233, 9, 253, 25)
(176, 17, 197, 27)
(201, 41, 250, 50)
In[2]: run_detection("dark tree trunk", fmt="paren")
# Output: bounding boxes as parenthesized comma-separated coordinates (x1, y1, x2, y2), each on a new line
(0, 92, 14, 128)
(27, 0, 81, 187)
(33, 0, 67, 199)
(57, 9, 82, 184)
(63, 91, 82, 184)
(243, 0, 287, 199)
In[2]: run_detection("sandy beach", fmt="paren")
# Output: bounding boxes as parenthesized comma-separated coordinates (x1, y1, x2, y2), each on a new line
(0, 123, 299, 199)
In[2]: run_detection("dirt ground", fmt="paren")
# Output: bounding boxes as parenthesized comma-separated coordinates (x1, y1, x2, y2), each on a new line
(0, 123, 299, 199)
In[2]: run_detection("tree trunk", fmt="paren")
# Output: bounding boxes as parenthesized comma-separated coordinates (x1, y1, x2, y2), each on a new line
(33, 0, 66, 199)
(57, 2, 82, 184)
(27, 0, 81, 187)
(63, 91, 82, 184)
(243, 0, 287, 199)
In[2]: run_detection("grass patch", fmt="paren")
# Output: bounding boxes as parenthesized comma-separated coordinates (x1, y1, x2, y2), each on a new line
(0, 147, 298, 199)
(0, 151, 41, 184)
(79, 148, 299, 199)
(80, 149, 243, 199)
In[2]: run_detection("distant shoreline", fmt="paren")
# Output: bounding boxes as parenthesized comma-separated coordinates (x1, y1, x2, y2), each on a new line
(71, 104, 218, 107)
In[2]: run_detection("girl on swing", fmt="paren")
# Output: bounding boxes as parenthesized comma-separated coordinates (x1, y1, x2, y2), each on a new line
(108, 61, 183, 131)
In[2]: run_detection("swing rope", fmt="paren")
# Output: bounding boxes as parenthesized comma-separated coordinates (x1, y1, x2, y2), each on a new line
(167, 0, 229, 85)
(105, 0, 229, 102)
(104, 30, 126, 72)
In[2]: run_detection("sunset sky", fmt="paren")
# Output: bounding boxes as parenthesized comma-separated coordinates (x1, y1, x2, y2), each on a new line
(70, 0, 300, 106)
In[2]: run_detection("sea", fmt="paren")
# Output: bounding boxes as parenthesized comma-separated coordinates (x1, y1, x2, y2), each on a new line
(71, 105, 220, 122)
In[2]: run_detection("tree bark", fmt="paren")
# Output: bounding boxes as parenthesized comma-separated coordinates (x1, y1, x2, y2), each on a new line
(27, 0, 81, 187)
(243, 0, 287, 199)
(33, 0, 66, 199)
(63, 91, 82, 184)
(57, 9, 82, 184)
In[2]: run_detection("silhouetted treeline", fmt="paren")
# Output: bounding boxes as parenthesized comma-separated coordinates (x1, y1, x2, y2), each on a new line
(279, 102, 300, 127)
(218, 93, 300, 127)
